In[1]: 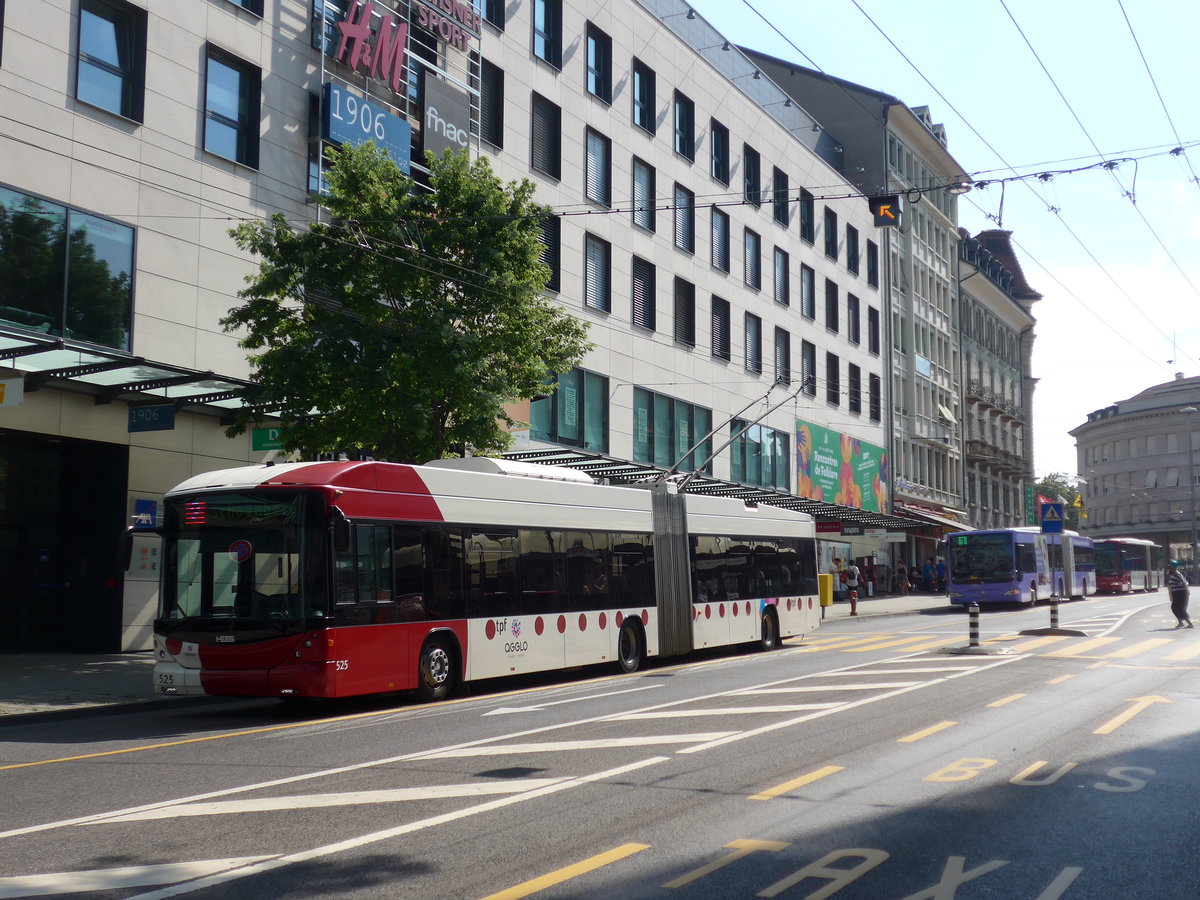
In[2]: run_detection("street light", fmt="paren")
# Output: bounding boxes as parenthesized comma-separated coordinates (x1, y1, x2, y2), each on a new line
(1182, 406, 1199, 584)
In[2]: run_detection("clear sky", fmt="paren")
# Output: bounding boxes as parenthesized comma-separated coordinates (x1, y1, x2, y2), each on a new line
(685, 0, 1200, 482)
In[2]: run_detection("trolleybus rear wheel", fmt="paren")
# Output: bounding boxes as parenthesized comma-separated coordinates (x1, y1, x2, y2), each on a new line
(417, 636, 456, 702)
(617, 621, 645, 674)
(759, 609, 780, 651)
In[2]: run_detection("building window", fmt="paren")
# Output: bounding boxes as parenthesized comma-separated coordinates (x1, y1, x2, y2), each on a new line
(801, 340, 816, 395)
(632, 58, 655, 133)
(204, 46, 260, 167)
(711, 207, 730, 272)
(744, 228, 761, 290)
(800, 264, 815, 319)
(406, 25, 437, 114)
(867, 239, 880, 287)
(538, 215, 560, 292)
(633, 387, 712, 473)
(773, 247, 790, 307)
(533, 0, 562, 68)
(823, 207, 838, 259)
(632, 157, 655, 232)
(584, 233, 611, 312)
(799, 190, 814, 243)
(772, 167, 789, 225)
(743, 144, 761, 207)
(846, 225, 860, 275)
(730, 421, 790, 491)
(674, 277, 696, 347)
(847, 293, 860, 344)
(848, 364, 862, 414)
(711, 119, 730, 184)
(531, 367, 608, 452)
(0, 187, 134, 350)
(869, 373, 882, 421)
(825, 279, 838, 333)
(673, 91, 695, 160)
(826, 352, 840, 405)
(868, 306, 880, 354)
(312, 0, 349, 54)
(229, 0, 264, 13)
(632, 255, 656, 330)
(674, 183, 695, 253)
(483, 0, 504, 28)
(77, 0, 147, 121)
(473, 55, 504, 148)
(745, 313, 762, 374)
(530, 92, 561, 179)
(711, 296, 731, 361)
(585, 128, 611, 206)
(774, 327, 791, 385)
(585, 22, 611, 102)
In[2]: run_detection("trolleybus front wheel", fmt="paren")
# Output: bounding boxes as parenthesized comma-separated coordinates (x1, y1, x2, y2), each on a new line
(759, 608, 780, 652)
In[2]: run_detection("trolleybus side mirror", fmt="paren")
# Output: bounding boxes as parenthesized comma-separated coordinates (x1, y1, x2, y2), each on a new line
(332, 508, 351, 554)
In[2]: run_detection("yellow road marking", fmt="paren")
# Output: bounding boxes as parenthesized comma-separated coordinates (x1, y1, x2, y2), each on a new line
(749, 765, 844, 801)
(898, 721, 956, 743)
(987, 693, 1026, 708)
(793, 635, 903, 652)
(894, 637, 960, 653)
(1094, 696, 1171, 735)
(1105, 639, 1173, 658)
(662, 839, 789, 888)
(1046, 674, 1075, 684)
(479, 843, 650, 899)
(1005, 635, 1072, 653)
(1044, 637, 1121, 657)
(841, 636, 942, 652)
(1164, 640, 1200, 661)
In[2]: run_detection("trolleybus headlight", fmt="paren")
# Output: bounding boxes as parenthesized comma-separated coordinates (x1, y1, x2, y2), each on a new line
(949, 592, 963, 599)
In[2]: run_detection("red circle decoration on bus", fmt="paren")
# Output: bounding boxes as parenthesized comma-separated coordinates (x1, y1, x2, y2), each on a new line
(228, 539, 252, 563)
(719, 603, 725, 618)
(535, 617, 544, 635)
(704, 604, 711, 619)
(598, 612, 607, 629)
(746, 601, 752, 616)
(641, 609, 649, 625)
(732, 602, 738, 617)
(485, 619, 496, 640)
(578, 613, 588, 632)
(616, 611, 624, 627)
(557, 615, 567, 633)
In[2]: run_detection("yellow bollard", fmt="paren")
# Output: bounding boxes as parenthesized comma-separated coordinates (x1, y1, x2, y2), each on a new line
(818, 572, 834, 608)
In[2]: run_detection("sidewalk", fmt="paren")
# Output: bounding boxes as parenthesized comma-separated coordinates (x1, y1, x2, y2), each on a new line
(0, 592, 952, 723)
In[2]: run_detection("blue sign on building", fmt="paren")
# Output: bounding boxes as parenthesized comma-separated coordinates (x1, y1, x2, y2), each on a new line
(128, 404, 176, 433)
(133, 499, 158, 529)
(322, 82, 411, 174)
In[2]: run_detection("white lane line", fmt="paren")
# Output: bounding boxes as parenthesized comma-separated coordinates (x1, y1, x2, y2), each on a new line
(88, 780, 569, 823)
(482, 684, 663, 715)
(810, 666, 980, 675)
(0, 858, 275, 899)
(416, 734, 736, 759)
(678, 654, 1025, 755)
(734, 682, 921, 694)
(611, 704, 843, 719)
(121, 757, 670, 900)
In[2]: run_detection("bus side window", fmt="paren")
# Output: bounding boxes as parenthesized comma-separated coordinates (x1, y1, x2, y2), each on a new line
(466, 529, 519, 619)
(423, 526, 464, 621)
(519, 529, 563, 616)
(1015, 542, 1036, 575)
(613, 533, 654, 608)
(393, 525, 425, 622)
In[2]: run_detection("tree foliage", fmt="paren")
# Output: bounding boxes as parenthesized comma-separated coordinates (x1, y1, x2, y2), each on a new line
(1035, 472, 1082, 530)
(222, 144, 590, 462)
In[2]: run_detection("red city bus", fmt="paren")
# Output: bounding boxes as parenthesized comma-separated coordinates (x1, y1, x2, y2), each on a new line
(148, 458, 821, 701)
(1093, 537, 1164, 593)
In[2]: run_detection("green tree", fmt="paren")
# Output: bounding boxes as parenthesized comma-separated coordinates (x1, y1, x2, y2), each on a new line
(1035, 472, 1082, 530)
(222, 144, 591, 462)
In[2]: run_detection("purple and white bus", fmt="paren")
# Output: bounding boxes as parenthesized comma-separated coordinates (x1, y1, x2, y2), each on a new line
(946, 527, 1094, 605)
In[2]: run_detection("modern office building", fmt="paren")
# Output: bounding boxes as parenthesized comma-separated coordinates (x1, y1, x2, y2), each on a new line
(958, 229, 1039, 530)
(1, 0, 926, 651)
(1072, 373, 1200, 567)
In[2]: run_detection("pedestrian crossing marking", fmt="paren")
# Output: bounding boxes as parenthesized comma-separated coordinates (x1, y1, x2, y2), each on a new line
(1042, 637, 1122, 657)
(1164, 641, 1200, 661)
(842, 636, 946, 652)
(997, 635, 1072, 653)
(735, 682, 921, 694)
(1104, 639, 1174, 658)
(613, 705, 843, 720)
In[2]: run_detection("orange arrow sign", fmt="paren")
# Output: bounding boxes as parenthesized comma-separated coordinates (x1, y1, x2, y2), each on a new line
(1093, 695, 1170, 734)
(876, 204, 895, 220)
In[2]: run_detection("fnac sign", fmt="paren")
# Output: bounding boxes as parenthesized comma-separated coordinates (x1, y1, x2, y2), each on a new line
(335, 1, 409, 97)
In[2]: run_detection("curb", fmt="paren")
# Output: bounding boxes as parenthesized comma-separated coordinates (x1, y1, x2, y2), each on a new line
(0, 696, 232, 727)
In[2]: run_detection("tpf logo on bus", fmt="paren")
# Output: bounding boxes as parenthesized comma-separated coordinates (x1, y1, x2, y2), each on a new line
(485, 617, 528, 653)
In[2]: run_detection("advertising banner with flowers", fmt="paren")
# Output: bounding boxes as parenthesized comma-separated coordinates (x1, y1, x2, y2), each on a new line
(795, 419, 888, 513)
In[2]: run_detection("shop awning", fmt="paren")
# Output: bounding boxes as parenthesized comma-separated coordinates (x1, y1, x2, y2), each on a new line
(894, 502, 967, 531)
(0, 326, 263, 421)
(503, 447, 924, 530)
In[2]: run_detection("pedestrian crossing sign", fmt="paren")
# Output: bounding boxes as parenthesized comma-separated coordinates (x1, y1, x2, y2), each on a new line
(1040, 501, 1065, 534)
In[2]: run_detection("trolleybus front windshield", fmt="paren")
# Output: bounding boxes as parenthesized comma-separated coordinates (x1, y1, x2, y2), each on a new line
(949, 533, 1017, 583)
(158, 491, 325, 638)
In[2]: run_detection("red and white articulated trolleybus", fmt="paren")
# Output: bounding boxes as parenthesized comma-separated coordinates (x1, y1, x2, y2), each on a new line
(1093, 537, 1165, 594)
(150, 458, 821, 701)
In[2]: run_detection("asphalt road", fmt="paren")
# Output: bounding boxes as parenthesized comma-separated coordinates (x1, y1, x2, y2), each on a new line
(2, 591, 1199, 899)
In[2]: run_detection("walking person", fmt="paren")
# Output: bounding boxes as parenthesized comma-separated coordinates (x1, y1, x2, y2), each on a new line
(896, 560, 910, 595)
(1167, 561, 1193, 628)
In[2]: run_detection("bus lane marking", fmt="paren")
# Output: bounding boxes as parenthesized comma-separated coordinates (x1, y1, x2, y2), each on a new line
(113, 757, 670, 900)
(898, 721, 956, 743)
(1093, 696, 1171, 735)
(479, 842, 651, 900)
(1046, 674, 1075, 684)
(749, 765, 844, 801)
(412, 734, 737, 759)
(661, 839, 791, 889)
(1043, 637, 1121, 657)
